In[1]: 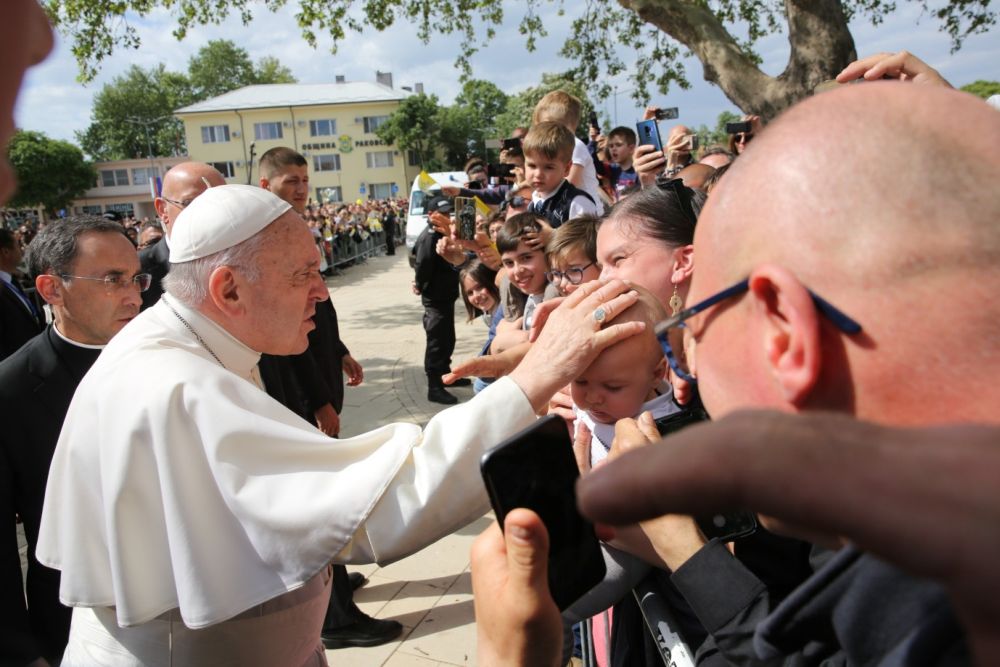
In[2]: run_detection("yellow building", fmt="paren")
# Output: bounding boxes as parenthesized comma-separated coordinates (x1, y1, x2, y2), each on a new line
(71, 156, 190, 220)
(175, 78, 422, 204)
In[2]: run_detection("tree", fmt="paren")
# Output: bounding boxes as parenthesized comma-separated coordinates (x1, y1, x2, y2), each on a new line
(453, 79, 508, 152)
(960, 80, 1000, 99)
(695, 110, 741, 148)
(375, 94, 444, 171)
(76, 64, 191, 161)
(8, 130, 95, 213)
(495, 72, 598, 140)
(188, 40, 296, 99)
(45, 1, 997, 119)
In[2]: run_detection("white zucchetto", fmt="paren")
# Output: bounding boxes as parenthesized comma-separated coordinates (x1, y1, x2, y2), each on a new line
(169, 184, 292, 263)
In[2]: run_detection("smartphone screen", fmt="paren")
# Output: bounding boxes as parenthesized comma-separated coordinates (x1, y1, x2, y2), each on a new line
(636, 119, 663, 152)
(453, 197, 477, 240)
(481, 415, 607, 610)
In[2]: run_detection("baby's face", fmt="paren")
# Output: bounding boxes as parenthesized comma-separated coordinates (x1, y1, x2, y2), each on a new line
(571, 335, 665, 425)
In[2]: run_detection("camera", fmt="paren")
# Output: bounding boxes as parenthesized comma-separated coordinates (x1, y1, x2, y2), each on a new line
(726, 121, 753, 135)
(487, 163, 515, 181)
(654, 107, 679, 121)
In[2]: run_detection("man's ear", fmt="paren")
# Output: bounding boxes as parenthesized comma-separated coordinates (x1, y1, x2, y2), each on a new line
(670, 244, 694, 285)
(258, 177, 270, 191)
(207, 266, 245, 317)
(747, 264, 822, 406)
(153, 197, 167, 222)
(35, 274, 62, 306)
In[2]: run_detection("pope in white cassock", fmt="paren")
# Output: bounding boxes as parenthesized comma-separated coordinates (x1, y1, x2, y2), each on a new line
(36, 185, 642, 666)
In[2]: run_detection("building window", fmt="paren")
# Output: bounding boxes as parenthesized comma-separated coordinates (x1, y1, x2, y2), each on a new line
(365, 151, 394, 169)
(317, 186, 343, 204)
(106, 202, 134, 217)
(362, 115, 389, 134)
(210, 162, 236, 178)
(407, 150, 421, 167)
(201, 125, 230, 143)
(80, 205, 102, 215)
(309, 119, 337, 136)
(313, 154, 341, 172)
(254, 122, 283, 141)
(369, 183, 394, 200)
(132, 167, 157, 186)
(100, 169, 129, 187)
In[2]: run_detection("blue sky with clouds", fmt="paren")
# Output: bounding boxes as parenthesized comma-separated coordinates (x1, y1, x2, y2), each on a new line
(16, 1, 1000, 148)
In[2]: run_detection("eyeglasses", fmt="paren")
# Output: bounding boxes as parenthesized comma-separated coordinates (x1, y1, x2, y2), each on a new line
(545, 263, 595, 286)
(58, 273, 153, 293)
(654, 277, 863, 384)
(159, 196, 194, 209)
(735, 133, 753, 144)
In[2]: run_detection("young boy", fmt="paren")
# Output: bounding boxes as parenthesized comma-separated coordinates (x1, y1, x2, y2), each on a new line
(495, 212, 553, 333)
(571, 287, 679, 465)
(522, 122, 599, 229)
(598, 126, 639, 200)
(544, 215, 602, 296)
(532, 90, 604, 207)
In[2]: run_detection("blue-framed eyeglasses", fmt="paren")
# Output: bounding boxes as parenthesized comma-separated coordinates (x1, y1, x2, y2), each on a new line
(654, 278, 863, 384)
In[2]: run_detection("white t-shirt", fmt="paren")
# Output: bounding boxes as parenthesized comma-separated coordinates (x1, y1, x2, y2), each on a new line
(573, 137, 603, 209)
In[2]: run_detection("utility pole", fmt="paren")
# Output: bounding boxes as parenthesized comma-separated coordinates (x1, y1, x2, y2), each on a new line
(124, 115, 173, 197)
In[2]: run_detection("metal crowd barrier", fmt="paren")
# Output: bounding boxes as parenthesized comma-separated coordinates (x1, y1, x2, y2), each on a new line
(324, 226, 399, 271)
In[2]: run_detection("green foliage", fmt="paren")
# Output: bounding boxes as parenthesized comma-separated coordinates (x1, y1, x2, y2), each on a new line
(375, 94, 444, 171)
(694, 110, 742, 148)
(76, 64, 191, 161)
(188, 39, 296, 99)
(960, 80, 1000, 99)
(77, 39, 295, 161)
(494, 72, 597, 141)
(44, 0, 999, 109)
(8, 130, 96, 212)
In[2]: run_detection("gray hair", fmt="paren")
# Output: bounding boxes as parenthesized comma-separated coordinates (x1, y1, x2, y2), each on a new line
(163, 231, 268, 306)
(26, 216, 129, 278)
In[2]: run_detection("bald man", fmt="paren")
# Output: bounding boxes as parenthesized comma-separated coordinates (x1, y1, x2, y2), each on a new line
(474, 82, 1000, 665)
(140, 162, 227, 309)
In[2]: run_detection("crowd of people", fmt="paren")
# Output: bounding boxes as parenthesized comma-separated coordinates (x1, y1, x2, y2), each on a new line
(1, 2, 999, 664)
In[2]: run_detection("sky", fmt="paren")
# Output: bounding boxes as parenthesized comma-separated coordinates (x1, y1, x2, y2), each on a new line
(16, 0, 1000, 148)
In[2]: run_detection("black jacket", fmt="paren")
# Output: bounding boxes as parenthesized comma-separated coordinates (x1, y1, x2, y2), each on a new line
(138, 236, 170, 311)
(413, 227, 458, 303)
(0, 280, 43, 361)
(0, 327, 100, 664)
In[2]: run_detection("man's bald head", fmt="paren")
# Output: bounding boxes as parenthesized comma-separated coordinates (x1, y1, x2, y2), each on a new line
(675, 163, 715, 191)
(689, 84, 1000, 424)
(156, 162, 227, 236)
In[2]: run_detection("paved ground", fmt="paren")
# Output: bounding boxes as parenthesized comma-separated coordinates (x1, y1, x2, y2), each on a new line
(17, 249, 491, 666)
(320, 250, 489, 666)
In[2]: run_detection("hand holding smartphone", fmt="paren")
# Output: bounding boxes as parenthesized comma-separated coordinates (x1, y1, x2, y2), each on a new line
(481, 415, 606, 610)
(636, 119, 664, 153)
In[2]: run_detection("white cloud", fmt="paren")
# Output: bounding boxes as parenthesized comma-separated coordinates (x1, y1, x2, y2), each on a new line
(15, 1, 1000, 146)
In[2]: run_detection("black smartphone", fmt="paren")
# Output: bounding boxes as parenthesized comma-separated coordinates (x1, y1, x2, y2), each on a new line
(453, 197, 477, 240)
(501, 137, 523, 153)
(481, 414, 607, 610)
(487, 163, 515, 180)
(588, 110, 600, 132)
(654, 107, 679, 121)
(636, 119, 663, 152)
(654, 407, 759, 542)
(726, 121, 753, 135)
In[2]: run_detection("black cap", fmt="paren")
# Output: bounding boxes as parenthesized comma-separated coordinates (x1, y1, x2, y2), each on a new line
(425, 194, 453, 215)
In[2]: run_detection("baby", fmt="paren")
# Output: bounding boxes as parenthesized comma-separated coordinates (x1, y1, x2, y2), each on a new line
(571, 286, 679, 465)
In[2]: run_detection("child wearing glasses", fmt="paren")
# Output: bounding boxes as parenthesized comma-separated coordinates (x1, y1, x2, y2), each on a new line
(543, 215, 602, 297)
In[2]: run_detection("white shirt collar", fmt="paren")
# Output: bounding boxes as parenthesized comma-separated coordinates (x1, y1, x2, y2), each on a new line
(0, 269, 12, 284)
(52, 324, 106, 350)
(161, 295, 261, 380)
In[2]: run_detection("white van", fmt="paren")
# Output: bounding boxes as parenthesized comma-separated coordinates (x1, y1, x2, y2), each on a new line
(405, 171, 467, 253)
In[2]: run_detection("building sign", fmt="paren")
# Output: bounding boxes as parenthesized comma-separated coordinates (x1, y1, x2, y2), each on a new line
(302, 141, 338, 150)
(338, 135, 354, 154)
(301, 136, 390, 152)
(354, 139, 388, 147)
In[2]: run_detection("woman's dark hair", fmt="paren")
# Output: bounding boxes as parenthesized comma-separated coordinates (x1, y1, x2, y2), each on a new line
(458, 260, 500, 322)
(601, 178, 705, 248)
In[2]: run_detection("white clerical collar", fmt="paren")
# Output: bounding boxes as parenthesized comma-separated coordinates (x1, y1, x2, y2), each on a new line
(52, 324, 106, 350)
(0, 269, 12, 284)
(161, 295, 261, 380)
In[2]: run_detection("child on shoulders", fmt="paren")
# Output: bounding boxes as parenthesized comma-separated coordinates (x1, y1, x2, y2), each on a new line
(522, 122, 599, 229)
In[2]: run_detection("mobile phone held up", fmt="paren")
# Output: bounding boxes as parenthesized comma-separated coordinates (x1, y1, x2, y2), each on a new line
(654, 107, 679, 121)
(453, 197, 477, 241)
(726, 121, 753, 135)
(481, 415, 607, 610)
(636, 119, 664, 153)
